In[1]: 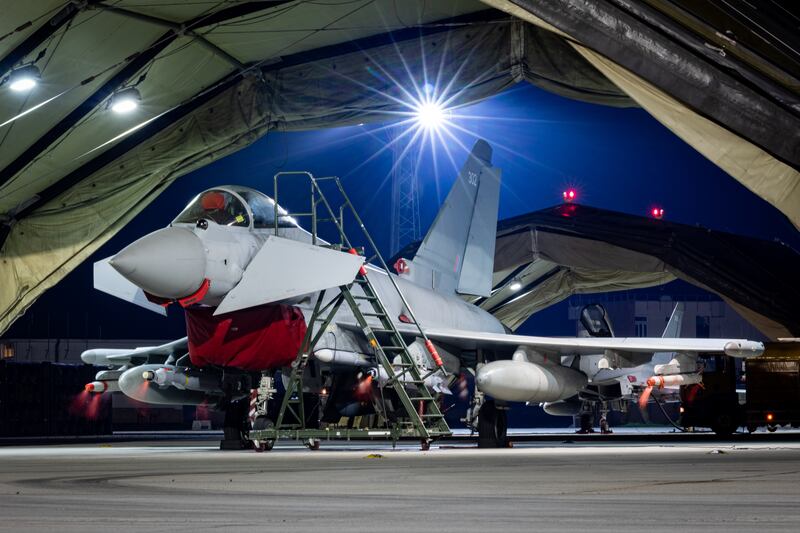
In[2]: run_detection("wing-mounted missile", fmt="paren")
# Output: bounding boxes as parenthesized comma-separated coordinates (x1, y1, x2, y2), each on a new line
(637, 372, 703, 410)
(81, 337, 189, 366)
(93, 256, 167, 315)
(214, 235, 364, 315)
(84, 369, 125, 394)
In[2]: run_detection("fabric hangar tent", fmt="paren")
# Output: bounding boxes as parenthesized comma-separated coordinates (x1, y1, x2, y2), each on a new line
(393, 203, 800, 340)
(483, 203, 800, 340)
(0, 0, 798, 334)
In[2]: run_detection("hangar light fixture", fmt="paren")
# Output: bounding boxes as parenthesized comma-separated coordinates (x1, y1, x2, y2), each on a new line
(7, 65, 40, 92)
(415, 100, 447, 130)
(509, 278, 522, 292)
(110, 87, 141, 114)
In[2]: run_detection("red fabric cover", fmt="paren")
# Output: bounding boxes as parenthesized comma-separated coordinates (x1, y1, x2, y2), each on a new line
(201, 191, 225, 210)
(185, 304, 307, 371)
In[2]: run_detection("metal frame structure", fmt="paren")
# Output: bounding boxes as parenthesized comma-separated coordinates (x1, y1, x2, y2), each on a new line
(248, 171, 451, 450)
(389, 127, 422, 256)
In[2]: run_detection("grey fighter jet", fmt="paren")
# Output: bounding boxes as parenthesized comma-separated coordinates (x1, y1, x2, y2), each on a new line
(83, 140, 764, 446)
(536, 302, 699, 434)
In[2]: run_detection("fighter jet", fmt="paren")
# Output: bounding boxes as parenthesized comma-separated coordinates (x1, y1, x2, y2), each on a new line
(534, 302, 695, 434)
(83, 139, 764, 447)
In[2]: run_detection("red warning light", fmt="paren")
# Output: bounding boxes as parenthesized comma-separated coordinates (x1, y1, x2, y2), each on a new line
(651, 207, 664, 219)
(562, 189, 577, 203)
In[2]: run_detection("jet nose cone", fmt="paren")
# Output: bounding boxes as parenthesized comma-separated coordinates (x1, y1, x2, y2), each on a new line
(110, 226, 206, 299)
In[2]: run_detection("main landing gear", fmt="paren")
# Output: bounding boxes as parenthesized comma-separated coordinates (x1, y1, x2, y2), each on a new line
(477, 399, 508, 448)
(220, 397, 253, 450)
(576, 401, 613, 434)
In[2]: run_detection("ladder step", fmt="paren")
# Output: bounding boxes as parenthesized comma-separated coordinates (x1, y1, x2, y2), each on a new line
(352, 295, 378, 301)
(362, 312, 386, 317)
(370, 328, 396, 334)
(379, 346, 406, 351)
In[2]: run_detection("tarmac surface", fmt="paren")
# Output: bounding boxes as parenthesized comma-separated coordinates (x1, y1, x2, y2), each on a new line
(1, 435, 799, 532)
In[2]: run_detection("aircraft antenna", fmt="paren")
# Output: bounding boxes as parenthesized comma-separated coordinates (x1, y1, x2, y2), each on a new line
(389, 125, 422, 255)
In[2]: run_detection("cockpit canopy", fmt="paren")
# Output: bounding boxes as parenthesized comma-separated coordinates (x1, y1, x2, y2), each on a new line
(172, 186, 297, 229)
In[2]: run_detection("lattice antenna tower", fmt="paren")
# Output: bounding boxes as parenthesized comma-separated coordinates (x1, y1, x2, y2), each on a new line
(389, 126, 422, 255)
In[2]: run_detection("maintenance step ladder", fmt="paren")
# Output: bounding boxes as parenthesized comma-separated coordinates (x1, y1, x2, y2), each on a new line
(248, 172, 451, 450)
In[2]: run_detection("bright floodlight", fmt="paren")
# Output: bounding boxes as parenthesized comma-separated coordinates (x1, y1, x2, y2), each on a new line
(110, 87, 141, 114)
(415, 101, 446, 130)
(8, 65, 40, 92)
(509, 279, 522, 292)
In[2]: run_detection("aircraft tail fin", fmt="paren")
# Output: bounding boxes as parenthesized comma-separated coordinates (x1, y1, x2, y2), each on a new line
(652, 303, 685, 365)
(662, 303, 684, 338)
(410, 139, 501, 297)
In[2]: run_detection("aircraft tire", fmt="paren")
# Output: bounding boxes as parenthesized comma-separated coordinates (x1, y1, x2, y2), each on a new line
(478, 399, 508, 448)
(711, 411, 738, 436)
(221, 398, 252, 450)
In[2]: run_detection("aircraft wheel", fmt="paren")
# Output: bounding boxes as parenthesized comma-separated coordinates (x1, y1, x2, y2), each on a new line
(221, 399, 252, 450)
(304, 438, 321, 451)
(252, 416, 275, 452)
(577, 412, 594, 434)
(420, 439, 432, 451)
(711, 411, 738, 436)
(478, 400, 508, 448)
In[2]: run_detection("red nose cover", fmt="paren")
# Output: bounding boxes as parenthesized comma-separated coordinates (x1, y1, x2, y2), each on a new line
(185, 304, 307, 371)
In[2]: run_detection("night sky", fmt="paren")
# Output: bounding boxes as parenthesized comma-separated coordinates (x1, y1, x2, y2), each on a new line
(5, 81, 798, 340)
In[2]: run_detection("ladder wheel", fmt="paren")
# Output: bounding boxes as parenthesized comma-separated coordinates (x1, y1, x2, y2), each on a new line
(252, 416, 275, 453)
(420, 439, 431, 451)
(253, 439, 274, 453)
(305, 438, 321, 451)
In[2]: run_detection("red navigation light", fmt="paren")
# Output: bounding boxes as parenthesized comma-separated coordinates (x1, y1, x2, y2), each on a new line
(562, 189, 577, 203)
(651, 207, 664, 219)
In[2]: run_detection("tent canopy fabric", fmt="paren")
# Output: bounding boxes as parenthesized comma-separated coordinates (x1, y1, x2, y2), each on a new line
(394, 203, 800, 339)
(0, 0, 798, 335)
(490, 204, 800, 339)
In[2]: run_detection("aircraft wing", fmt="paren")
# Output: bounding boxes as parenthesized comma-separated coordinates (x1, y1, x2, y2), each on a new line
(340, 321, 764, 358)
(417, 327, 764, 358)
(81, 337, 188, 366)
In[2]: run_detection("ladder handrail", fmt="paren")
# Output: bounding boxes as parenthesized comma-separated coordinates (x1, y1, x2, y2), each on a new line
(272, 171, 444, 374)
